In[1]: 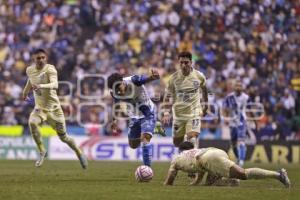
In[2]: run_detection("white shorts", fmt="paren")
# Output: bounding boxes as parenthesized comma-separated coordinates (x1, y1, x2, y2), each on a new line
(172, 118, 201, 138)
(29, 107, 66, 134)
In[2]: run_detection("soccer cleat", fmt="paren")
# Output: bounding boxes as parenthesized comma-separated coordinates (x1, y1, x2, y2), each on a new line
(238, 160, 244, 167)
(79, 154, 88, 169)
(35, 151, 47, 167)
(278, 168, 291, 188)
(154, 121, 166, 137)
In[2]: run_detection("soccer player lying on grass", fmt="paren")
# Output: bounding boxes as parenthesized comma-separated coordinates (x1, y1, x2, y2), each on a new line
(164, 142, 291, 188)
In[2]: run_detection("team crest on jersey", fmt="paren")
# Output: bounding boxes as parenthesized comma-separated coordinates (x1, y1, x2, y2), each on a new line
(193, 81, 200, 88)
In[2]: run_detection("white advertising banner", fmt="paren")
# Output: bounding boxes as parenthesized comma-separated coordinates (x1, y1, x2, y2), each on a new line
(0, 137, 44, 160)
(49, 136, 178, 161)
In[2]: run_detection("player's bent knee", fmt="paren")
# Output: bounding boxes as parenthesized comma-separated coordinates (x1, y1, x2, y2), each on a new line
(229, 165, 247, 180)
(58, 132, 68, 142)
(129, 139, 140, 149)
(141, 133, 152, 143)
(29, 121, 39, 131)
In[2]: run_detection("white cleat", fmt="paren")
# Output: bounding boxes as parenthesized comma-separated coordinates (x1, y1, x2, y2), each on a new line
(238, 160, 244, 167)
(35, 151, 47, 167)
(79, 154, 88, 169)
(278, 168, 291, 188)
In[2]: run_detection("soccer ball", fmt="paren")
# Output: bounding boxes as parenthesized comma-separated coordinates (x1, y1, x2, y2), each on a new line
(135, 165, 153, 182)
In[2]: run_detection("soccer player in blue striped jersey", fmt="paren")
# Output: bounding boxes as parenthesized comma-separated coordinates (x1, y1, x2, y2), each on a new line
(222, 80, 249, 166)
(107, 70, 161, 167)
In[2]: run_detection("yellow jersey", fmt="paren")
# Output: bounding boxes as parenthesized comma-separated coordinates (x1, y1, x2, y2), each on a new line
(25, 64, 60, 111)
(166, 69, 206, 120)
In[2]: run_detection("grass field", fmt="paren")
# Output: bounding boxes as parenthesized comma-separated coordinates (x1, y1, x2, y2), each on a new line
(0, 160, 299, 200)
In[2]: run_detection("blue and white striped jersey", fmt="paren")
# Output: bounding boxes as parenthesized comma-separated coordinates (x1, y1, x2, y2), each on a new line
(111, 75, 156, 119)
(223, 92, 249, 127)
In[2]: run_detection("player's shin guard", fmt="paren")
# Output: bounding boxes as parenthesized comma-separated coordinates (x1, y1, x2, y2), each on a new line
(245, 168, 280, 180)
(142, 143, 152, 167)
(238, 142, 246, 166)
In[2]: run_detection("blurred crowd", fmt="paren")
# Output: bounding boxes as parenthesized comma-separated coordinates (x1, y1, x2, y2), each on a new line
(0, 0, 299, 140)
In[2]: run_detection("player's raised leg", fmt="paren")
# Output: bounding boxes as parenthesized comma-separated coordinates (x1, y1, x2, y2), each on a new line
(28, 110, 47, 167)
(48, 109, 88, 169)
(140, 117, 155, 166)
(128, 118, 142, 148)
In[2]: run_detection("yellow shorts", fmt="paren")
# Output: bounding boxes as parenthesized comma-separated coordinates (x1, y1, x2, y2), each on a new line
(199, 148, 235, 178)
(172, 118, 201, 138)
(29, 107, 66, 134)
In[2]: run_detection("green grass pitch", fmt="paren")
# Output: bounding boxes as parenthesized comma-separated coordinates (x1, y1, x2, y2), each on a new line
(0, 160, 299, 200)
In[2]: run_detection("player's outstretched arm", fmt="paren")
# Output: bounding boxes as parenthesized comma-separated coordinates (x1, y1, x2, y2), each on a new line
(131, 69, 160, 86)
(164, 160, 178, 185)
(22, 79, 32, 100)
(39, 67, 58, 89)
(148, 69, 160, 82)
(164, 168, 178, 186)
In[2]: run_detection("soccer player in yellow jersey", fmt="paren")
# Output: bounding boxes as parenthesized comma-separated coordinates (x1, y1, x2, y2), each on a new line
(162, 51, 208, 148)
(22, 49, 87, 169)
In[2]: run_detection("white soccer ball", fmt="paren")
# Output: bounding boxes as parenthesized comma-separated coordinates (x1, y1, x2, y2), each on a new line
(135, 165, 154, 182)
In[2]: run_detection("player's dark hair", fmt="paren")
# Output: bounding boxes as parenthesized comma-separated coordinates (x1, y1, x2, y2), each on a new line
(178, 141, 194, 151)
(107, 73, 123, 89)
(178, 51, 192, 61)
(33, 48, 47, 55)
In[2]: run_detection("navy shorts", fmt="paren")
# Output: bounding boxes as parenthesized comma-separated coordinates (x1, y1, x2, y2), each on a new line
(128, 115, 156, 139)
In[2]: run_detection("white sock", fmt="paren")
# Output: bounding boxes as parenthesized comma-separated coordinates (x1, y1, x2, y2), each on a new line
(187, 136, 198, 149)
(245, 168, 279, 180)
